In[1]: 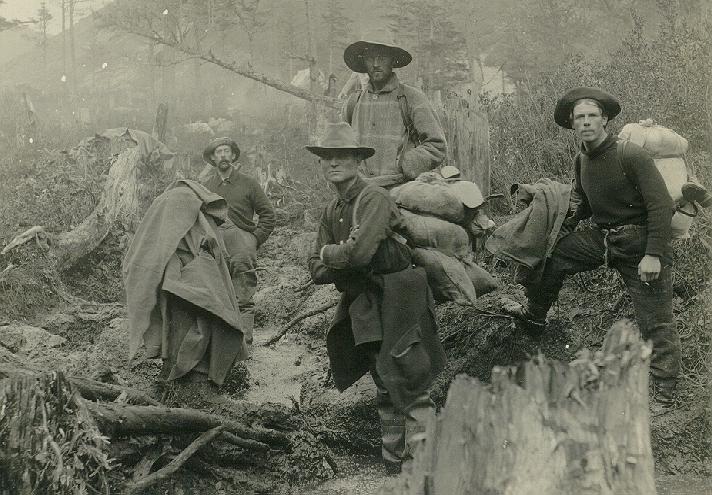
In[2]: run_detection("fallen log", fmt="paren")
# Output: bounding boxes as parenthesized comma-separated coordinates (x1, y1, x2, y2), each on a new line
(0, 363, 159, 406)
(125, 426, 224, 495)
(382, 320, 656, 495)
(85, 402, 290, 450)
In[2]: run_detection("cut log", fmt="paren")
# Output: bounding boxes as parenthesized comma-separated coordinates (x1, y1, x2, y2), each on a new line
(85, 402, 290, 449)
(382, 320, 656, 495)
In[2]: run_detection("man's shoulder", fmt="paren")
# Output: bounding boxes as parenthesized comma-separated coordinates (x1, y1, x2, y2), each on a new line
(233, 170, 262, 188)
(398, 83, 429, 102)
(616, 140, 655, 178)
(618, 139, 651, 162)
(359, 184, 396, 208)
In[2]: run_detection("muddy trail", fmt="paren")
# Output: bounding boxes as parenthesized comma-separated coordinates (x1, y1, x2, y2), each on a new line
(3, 223, 711, 494)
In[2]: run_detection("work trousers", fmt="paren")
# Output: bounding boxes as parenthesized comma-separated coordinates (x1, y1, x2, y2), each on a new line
(364, 345, 434, 464)
(220, 220, 258, 343)
(525, 226, 680, 380)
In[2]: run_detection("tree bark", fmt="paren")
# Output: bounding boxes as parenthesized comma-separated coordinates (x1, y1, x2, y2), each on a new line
(54, 145, 142, 270)
(0, 363, 160, 406)
(85, 402, 290, 449)
(382, 320, 656, 495)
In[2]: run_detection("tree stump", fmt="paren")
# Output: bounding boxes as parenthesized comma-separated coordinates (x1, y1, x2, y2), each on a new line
(382, 320, 656, 495)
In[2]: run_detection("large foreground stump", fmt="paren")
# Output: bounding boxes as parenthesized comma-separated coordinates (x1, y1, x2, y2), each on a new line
(383, 320, 655, 495)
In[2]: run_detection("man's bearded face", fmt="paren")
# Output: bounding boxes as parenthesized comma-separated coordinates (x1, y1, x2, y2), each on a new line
(212, 144, 236, 171)
(364, 51, 394, 85)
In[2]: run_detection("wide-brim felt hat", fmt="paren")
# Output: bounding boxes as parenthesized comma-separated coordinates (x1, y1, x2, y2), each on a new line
(344, 40, 412, 73)
(203, 137, 241, 166)
(305, 122, 375, 158)
(554, 87, 621, 129)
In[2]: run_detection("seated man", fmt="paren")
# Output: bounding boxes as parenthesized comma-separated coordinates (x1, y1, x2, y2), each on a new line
(306, 122, 446, 467)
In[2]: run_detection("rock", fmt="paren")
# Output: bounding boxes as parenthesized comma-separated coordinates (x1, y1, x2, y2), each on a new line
(0, 324, 66, 355)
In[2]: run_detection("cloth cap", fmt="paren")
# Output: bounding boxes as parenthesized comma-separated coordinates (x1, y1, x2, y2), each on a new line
(203, 137, 240, 166)
(554, 87, 621, 129)
(305, 122, 375, 158)
(344, 40, 412, 73)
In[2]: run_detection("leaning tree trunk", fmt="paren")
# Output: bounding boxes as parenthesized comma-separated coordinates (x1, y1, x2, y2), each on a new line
(2, 131, 167, 272)
(382, 320, 656, 495)
(53, 146, 143, 270)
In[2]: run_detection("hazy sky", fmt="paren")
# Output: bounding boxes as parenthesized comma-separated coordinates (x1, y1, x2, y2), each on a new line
(2, 0, 111, 34)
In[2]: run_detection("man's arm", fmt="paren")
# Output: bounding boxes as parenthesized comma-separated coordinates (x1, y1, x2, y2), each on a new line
(569, 155, 592, 223)
(308, 206, 347, 285)
(320, 189, 392, 270)
(399, 88, 447, 180)
(627, 147, 673, 259)
(251, 180, 276, 247)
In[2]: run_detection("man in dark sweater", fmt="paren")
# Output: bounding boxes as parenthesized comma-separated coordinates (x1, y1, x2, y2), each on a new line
(202, 137, 276, 344)
(508, 87, 680, 402)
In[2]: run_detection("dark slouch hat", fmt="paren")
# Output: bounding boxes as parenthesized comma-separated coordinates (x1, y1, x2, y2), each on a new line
(554, 87, 621, 128)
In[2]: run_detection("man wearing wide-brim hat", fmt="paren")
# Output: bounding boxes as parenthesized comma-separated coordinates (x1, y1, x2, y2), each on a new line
(201, 136, 276, 344)
(342, 39, 447, 189)
(506, 87, 680, 404)
(306, 122, 446, 468)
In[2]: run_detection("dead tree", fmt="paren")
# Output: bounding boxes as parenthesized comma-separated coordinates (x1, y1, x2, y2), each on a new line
(2, 130, 167, 272)
(382, 320, 656, 495)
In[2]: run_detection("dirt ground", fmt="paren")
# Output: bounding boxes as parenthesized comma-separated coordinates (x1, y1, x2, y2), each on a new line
(4, 223, 711, 494)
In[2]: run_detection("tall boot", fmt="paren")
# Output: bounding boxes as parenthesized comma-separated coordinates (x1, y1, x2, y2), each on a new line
(241, 311, 254, 345)
(376, 389, 406, 465)
(403, 394, 435, 459)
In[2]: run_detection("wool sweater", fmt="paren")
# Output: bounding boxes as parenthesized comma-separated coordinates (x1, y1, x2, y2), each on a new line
(342, 73, 446, 186)
(203, 167, 276, 246)
(573, 133, 673, 257)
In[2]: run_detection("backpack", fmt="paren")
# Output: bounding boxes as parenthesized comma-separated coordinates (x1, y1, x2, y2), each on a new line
(345, 83, 421, 147)
(614, 138, 697, 239)
(576, 127, 696, 239)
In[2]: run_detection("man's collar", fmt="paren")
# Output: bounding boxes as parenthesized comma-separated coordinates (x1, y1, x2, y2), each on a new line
(367, 72, 400, 94)
(216, 165, 238, 182)
(581, 132, 616, 158)
(337, 176, 367, 202)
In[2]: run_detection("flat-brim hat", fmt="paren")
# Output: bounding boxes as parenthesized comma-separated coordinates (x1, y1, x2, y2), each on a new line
(344, 40, 412, 73)
(203, 137, 240, 166)
(305, 122, 375, 158)
(554, 87, 621, 129)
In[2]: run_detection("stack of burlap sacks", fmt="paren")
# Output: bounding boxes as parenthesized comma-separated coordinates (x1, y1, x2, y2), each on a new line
(391, 171, 498, 306)
(618, 120, 697, 239)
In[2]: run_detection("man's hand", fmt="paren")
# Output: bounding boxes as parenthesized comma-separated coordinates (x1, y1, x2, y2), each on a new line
(638, 255, 661, 282)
